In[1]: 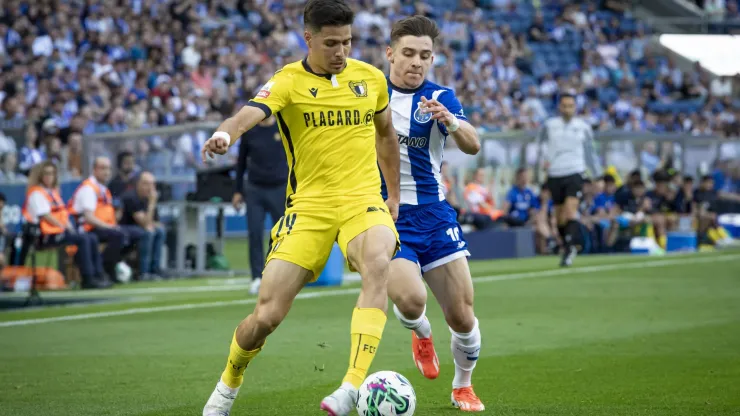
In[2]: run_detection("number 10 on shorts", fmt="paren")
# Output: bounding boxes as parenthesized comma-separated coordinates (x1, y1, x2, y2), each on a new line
(446, 227, 461, 242)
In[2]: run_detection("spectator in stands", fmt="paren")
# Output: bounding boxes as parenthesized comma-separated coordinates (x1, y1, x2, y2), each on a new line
(22, 161, 111, 289)
(120, 172, 165, 280)
(108, 151, 137, 199)
(68, 157, 143, 281)
(18, 125, 43, 175)
(0, 152, 26, 183)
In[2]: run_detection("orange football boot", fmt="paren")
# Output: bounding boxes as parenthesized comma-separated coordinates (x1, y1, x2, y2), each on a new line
(451, 386, 485, 412)
(411, 329, 440, 379)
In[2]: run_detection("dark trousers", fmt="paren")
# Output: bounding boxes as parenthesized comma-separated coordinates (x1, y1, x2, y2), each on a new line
(91, 225, 144, 274)
(137, 225, 166, 274)
(41, 231, 104, 282)
(245, 182, 286, 279)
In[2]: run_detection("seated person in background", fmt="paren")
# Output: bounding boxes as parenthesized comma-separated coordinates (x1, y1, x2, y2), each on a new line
(108, 151, 138, 200)
(673, 175, 695, 216)
(502, 168, 540, 227)
(68, 157, 144, 281)
(647, 170, 679, 249)
(464, 167, 504, 220)
(444, 163, 495, 231)
(694, 175, 735, 247)
(614, 169, 641, 208)
(22, 161, 111, 289)
(593, 174, 619, 250)
(578, 178, 601, 253)
(120, 172, 165, 279)
(611, 179, 653, 252)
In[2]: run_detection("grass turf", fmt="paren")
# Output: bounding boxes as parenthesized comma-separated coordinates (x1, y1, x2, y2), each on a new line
(0, 249, 739, 415)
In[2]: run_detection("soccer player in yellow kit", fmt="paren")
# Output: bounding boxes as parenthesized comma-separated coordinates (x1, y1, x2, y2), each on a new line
(200, 1, 400, 415)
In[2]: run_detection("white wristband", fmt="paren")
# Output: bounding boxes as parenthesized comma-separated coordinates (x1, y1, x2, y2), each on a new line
(212, 131, 231, 145)
(447, 117, 460, 132)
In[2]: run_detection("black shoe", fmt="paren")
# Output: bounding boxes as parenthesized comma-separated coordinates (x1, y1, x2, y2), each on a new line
(81, 279, 113, 289)
(560, 246, 577, 267)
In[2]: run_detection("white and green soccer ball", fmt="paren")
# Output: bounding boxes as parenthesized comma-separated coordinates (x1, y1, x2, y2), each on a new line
(357, 371, 416, 416)
(115, 261, 132, 283)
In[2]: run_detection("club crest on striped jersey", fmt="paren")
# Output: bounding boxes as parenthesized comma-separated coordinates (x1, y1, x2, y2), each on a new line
(349, 80, 368, 97)
(413, 101, 433, 124)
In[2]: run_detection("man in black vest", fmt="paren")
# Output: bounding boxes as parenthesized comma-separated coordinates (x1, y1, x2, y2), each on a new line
(233, 116, 288, 294)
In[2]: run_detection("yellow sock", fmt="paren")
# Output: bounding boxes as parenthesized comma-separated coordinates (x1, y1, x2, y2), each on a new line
(221, 331, 263, 388)
(717, 227, 730, 240)
(343, 308, 387, 388)
(707, 228, 720, 243)
(658, 235, 667, 249)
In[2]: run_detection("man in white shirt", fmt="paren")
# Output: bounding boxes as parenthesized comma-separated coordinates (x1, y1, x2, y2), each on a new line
(69, 157, 143, 280)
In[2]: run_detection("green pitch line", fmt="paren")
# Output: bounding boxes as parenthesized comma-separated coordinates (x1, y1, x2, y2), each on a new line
(0, 250, 738, 415)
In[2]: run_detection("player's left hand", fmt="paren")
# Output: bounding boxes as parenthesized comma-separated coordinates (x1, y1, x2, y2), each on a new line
(420, 96, 455, 127)
(385, 198, 399, 222)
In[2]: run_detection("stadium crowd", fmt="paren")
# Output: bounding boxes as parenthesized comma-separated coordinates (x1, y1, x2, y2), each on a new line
(0, 0, 739, 181)
(0, 0, 739, 288)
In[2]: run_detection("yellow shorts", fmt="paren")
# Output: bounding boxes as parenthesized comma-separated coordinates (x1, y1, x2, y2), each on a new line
(265, 196, 399, 281)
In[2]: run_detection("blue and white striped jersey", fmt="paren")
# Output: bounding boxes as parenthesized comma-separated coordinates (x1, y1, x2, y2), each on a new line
(380, 78, 467, 208)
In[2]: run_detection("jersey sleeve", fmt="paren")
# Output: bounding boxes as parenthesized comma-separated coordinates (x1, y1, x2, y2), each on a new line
(506, 188, 517, 205)
(438, 90, 468, 121)
(375, 71, 389, 114)
(247, 70, 293, 117)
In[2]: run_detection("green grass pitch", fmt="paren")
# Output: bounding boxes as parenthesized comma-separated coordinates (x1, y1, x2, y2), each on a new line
(1, 248, 739, 415)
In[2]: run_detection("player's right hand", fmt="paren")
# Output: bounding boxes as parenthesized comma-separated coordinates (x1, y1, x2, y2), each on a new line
(232, 192, 244, 210)
(201, 135, 230, 162)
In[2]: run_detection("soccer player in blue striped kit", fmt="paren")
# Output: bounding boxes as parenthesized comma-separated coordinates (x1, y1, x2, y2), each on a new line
(381, 16, 485, 412)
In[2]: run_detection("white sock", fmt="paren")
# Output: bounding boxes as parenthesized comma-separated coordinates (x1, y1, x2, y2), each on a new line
(450, 318, 481, 389)
(393, 303, 432, 339)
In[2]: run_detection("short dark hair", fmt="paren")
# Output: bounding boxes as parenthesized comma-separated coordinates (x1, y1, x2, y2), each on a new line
(559, 92, 576, 102)
(0, 192, 5, 203)
(683, 175, 694, 183)
(515, 167, 527, 176)
(390, 15, 440, 46)
(633, 179, 646, 188)
(117, 150, 133, 168)
(583, 178, 593, 185)
(304, 0, 354, 32)
(652, 170, 670, 184)
(701, 175, 713, 182)
(602, 174, 616, 184)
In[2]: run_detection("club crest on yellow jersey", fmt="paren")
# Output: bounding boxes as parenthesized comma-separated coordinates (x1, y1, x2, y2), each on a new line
(349, 80, 368, 97)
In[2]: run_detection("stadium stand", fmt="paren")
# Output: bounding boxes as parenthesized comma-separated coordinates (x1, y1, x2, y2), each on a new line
(0, 0, 738, 287)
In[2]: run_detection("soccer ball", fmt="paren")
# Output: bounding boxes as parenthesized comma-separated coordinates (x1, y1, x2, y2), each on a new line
(115, 261, 132, 283)
(356, 371, 416, 416)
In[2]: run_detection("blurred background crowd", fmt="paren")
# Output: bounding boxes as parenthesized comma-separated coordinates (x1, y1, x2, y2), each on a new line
(0, 0, 739, 182)
(0, 0, 738, 286)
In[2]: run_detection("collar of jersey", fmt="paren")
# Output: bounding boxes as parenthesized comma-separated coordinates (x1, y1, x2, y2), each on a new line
(387, 77, 427, 94)
(302, 57, 344, 80)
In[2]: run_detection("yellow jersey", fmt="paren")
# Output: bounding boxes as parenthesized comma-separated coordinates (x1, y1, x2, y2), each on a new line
(247, 58, 389, 207)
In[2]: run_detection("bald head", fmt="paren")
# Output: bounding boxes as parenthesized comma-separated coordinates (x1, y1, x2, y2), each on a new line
(93, 156, 112, 183)
(136, 171, 156, 198)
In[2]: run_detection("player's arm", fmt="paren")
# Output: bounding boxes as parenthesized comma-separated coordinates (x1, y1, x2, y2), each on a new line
(202, 72, 291, 161)
(535, 123, 548, 184)
(420, 94, 480, 155)
(583, 124, 603, 178)
(375, 108, 401, 209)
(374, 72, 400, 220)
